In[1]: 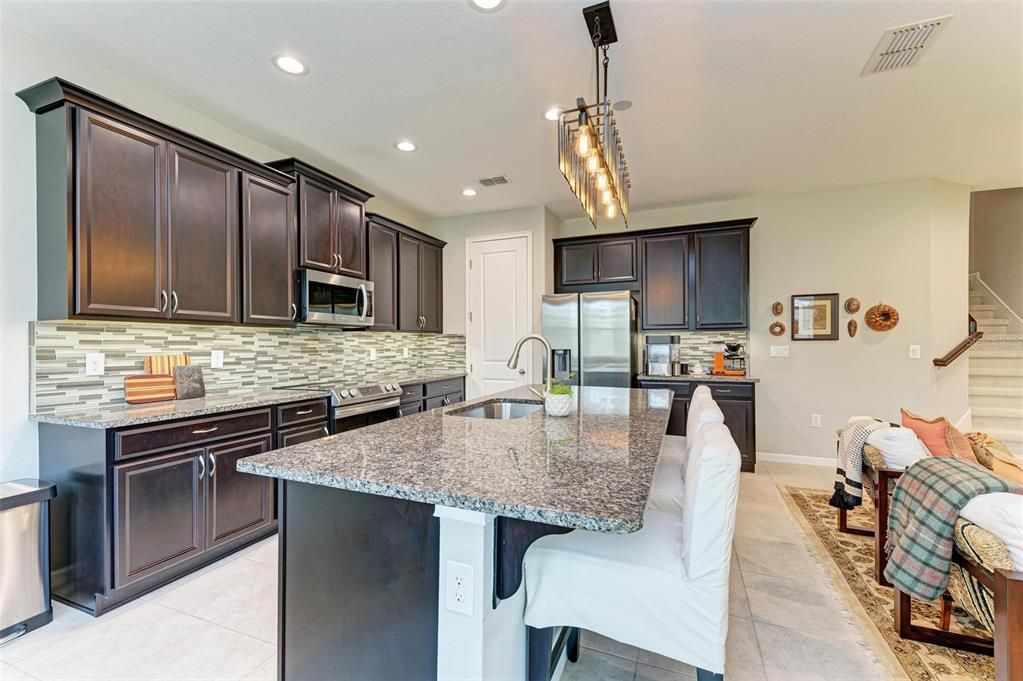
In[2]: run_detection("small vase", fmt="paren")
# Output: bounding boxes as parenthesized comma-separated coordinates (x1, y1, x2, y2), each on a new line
(544, 392, 572, 417)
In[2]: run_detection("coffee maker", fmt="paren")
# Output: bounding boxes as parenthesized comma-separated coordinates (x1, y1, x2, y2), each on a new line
(645, 336, 686, 377)
(713, 342, 747, 376)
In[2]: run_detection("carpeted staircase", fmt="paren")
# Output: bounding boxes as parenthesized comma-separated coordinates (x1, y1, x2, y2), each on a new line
(969, 286, 1023, 456)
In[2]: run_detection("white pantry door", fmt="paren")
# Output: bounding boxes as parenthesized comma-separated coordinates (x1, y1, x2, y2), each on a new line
(466, 234, 531, 398)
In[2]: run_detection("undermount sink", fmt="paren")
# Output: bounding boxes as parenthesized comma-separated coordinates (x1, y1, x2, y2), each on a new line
(449, 400, 543, 420)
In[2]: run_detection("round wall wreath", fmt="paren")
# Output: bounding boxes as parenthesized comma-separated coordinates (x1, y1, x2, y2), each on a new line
(864, 303, 899, 332)
(769, 321, 786, 336)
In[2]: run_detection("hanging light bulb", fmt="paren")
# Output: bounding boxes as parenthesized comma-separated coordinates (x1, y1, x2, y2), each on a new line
(606, 203, 617, 219)
(596, 171, 609, 191)
(576, 124, 591, 156)
(586, 153, 600, 174)
(601, 188, 614, 205)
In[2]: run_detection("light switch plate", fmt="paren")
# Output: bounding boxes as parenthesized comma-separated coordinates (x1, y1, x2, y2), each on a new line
(444, 560, 474, 617)
(369, 348, 377, 361)
(770, 345, 790, 358)
(85, 352, 105, 376)
(908, 345, 921, 359)
(210, 350, 224, 369)
(403, 347, 410, 358)
(811, 414, 822, 428)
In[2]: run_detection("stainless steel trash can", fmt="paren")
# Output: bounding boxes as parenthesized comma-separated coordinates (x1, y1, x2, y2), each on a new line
(0, 479, 57, 645)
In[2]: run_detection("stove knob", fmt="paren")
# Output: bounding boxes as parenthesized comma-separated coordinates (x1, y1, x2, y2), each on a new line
(383, 385, 392, 392)
(390, 384, 399, 391)
(339, 389, 350, 399)
(350, 388, 360, 397)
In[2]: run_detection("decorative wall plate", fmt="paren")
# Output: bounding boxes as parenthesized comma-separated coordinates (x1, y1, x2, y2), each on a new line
(769, 321, 786, 337)
(848, 319, 858, 338)
(772, 301, 784, 316)
(844, 297, 861, 314)
(864, 303, 899, 332)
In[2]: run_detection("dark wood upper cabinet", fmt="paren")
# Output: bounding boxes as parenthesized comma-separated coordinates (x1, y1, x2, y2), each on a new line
(641, 234, 688, 330)
(419, 242, 442, 333)
(112, 448, 205, 588)
(76, 110, 167, 319)
(597, 239, 637, 283)
(367, 219, 398, 331)
(694, 228, 749, 329)
(241, 173, 296, 325)
(167, 144, 238, 323)
(560, 243, 598, 286)
(336, 195, 366, 278)
(298, 175, 336, 273)
(206, 434, 274, 549)
(398, 234, 422, 332)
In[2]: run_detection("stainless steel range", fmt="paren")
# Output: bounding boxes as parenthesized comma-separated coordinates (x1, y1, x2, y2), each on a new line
(277, 381, 404, 433)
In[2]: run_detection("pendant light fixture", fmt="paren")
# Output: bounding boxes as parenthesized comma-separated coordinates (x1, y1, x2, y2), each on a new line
(557, 1, 630, 228)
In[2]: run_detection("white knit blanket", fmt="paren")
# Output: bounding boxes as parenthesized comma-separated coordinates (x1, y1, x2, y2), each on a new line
(829, 418, 890, 510)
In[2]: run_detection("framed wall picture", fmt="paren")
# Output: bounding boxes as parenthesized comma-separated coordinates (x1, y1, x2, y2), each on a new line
(791, 293, 839, 340)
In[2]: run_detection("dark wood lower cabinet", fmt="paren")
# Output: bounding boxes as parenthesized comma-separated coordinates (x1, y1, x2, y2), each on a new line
(113, 448, 206, 588)
(207, 435, 274, 549)
(399, 378, 465, 416)
(276, 421, 330, 448)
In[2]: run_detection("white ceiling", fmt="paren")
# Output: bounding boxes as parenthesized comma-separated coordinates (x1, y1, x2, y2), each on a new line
(4, 1, 1021, 222)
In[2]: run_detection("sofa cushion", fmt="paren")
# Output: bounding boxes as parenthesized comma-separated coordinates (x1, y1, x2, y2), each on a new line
(966, 431, 1012, 471)
(865, 428, 928, 470)
(899, 409, 977, 462)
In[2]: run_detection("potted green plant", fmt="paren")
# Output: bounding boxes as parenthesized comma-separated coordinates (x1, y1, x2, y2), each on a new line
(544, 377, 574, 417)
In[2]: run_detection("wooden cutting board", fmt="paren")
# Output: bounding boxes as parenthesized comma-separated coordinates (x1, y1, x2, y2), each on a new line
(143, 354, 190, 375)
(124, 374, 177, 404)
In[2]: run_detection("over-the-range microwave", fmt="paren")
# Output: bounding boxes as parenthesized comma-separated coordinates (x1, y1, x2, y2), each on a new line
(298, 269, 374, 327)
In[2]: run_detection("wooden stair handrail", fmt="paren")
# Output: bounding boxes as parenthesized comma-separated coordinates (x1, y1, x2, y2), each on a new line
(933, 332, 984, 367)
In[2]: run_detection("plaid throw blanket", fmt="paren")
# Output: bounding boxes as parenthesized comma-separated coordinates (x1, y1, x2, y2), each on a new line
(829, 418, 889, 510)
(884, 456, 1022, 601)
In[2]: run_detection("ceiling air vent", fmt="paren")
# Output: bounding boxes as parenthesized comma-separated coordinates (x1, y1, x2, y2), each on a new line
(478, 175, 510, 187)
(861, 16, 951, 75)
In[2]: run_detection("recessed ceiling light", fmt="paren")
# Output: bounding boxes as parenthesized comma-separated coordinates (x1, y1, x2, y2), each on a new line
(613, 100, 632, 111)
(468, 0, 506, 13)
(272, 54, 308, 76)
(461, 188, 478, 197)
(543, 107, 561, 121)
(395, 140, 417, 152)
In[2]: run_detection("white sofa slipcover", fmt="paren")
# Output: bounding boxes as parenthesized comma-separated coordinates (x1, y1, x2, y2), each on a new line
(523, 423, 742, 675)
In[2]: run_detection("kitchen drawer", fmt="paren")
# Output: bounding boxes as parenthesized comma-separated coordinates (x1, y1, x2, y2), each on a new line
(635, 380, 687, 398)
(114, 409, 272, 460)
(400, 383, 424, 403)
(704, 383, 753, 400)
(277, 399, 329, 428)
(425, 394, 457, 410)
(424, 378, 463, 398)
(276, 420, 330, 449)
(397, 401, 423, 417)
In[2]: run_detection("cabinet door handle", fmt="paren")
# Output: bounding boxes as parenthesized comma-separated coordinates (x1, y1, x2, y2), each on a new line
(208, 452, 216, 477)
(160, 290, 168, 313)
(320, 426, 329, 437)
(295, 409, 313, 415)
(198, 454, 205, 479)
(398, 408, 404, 417)
(192, 426, 220, 434)
(442, 397, 451, 406)
(338, 253, 344, 269)
(170, 290, 179, 314)
(291, 303, 298, 321)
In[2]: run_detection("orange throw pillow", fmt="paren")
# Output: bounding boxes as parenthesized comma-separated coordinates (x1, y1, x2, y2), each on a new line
(991, 449, 1023, 484)
(901, 409, 953, 457)
(946, 424, 978, 463)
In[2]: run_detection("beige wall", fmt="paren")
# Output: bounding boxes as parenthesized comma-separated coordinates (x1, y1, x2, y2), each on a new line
(559, 179, 971, 460)
(0, 22, 423, 478)
(970, 187, 1023, 317)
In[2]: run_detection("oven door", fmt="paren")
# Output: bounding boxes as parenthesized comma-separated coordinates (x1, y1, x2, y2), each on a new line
(332, 397, 401, 433)
(300, 269, 374, 327)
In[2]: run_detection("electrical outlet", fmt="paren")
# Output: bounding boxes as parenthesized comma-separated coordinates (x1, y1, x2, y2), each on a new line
(444, 560, 474, 617)
(811, 414, 822, 428)
(210, 350, 224, 369)
(770, 345, 789, 358)
(908, 345, 921, 359)
(402, 347, 410, 358)
(84, 352, 105, 376)
(369, 348, 377, 361)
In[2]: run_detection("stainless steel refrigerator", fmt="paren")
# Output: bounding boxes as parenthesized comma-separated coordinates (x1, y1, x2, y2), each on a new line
(541, 291, 637, 388)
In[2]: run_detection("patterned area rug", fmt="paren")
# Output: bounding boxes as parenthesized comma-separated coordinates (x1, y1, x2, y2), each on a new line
(781, 486, 994, 681)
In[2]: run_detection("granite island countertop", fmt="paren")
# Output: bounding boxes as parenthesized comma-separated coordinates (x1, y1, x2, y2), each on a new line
(635, 373, 759, 384)
(237, 385, 672, 533)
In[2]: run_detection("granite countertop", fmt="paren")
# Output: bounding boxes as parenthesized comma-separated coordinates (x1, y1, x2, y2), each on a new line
(635, 373, 759, 384)
(238, 385, 672, 534)
(30, 371, 468, 429)
(30, 388, 335, 429)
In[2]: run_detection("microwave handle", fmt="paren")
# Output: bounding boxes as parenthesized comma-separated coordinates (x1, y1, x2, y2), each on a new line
(359, 283, 369, 321)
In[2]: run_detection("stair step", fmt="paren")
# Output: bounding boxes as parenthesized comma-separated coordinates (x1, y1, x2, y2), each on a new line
(969, 305, 996, 319)
(969, 367, 1023, 377)
(970, 386, 1023, 399)
(973, 406, 1023, 419)
(970, 350, 1023, 369)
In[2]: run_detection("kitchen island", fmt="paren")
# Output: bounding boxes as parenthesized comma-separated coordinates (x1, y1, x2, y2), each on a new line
(237, 385, 672, 681)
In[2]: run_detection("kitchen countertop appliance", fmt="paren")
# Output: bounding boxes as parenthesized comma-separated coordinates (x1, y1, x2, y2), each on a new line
(714, 342, 747, 376)
(276, 381, 403, 432)
(297, 270, 374, 327)
(644, 335, 685, 377)
(542, 292, 638, 388)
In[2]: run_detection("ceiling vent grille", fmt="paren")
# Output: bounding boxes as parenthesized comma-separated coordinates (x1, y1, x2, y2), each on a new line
(861, 16, 951, 75)
(478, 175, 510, 187)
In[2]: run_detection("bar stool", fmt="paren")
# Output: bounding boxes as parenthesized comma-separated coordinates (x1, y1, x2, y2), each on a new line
(648, 398, 725, 515)
(523, 423, 742, 680)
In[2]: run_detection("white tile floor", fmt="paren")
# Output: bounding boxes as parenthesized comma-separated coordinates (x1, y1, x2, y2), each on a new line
(0, 461, 883, 681)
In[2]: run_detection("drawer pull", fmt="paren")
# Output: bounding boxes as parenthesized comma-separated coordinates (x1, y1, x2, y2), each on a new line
(715, 389, 732, 393)
(294, 409, 314, 415)
(192, 426, 220, 435)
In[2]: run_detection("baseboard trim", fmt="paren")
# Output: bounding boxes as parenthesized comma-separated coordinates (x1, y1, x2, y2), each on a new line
(758, 451, 835, 468)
